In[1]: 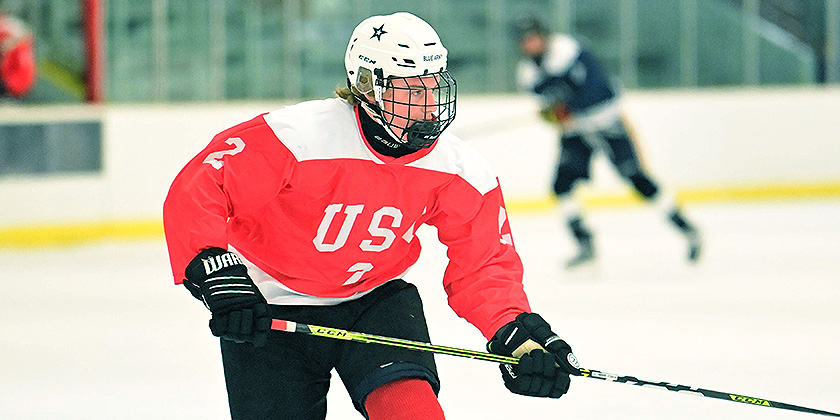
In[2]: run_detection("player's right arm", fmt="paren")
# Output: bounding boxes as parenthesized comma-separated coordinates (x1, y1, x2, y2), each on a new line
(163, 114, 296, 347)
(162, 114, 294, 283)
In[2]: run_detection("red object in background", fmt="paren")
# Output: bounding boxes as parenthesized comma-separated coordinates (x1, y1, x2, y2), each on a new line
(82, 0, 104, 103)
(0, 13, 36, 98)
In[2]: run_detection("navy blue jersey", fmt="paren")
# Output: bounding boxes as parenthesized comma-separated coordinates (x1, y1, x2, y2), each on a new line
(517, 34, 616, 113)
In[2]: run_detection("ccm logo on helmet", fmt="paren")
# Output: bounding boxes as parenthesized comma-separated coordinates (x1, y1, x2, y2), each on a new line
(359, 54, 376, 64)
(423, 54, 443, 62)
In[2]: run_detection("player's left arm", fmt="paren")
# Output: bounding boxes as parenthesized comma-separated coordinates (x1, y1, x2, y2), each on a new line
(428, 180, 530, 340)
(431, 181, 580, 398)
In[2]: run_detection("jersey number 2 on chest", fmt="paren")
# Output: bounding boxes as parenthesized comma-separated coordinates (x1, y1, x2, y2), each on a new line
(313, 203, 416, 285)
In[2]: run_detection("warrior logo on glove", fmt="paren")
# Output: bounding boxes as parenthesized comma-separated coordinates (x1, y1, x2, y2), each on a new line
(201, 251, 243, 275)
(183, 247, 272, 347)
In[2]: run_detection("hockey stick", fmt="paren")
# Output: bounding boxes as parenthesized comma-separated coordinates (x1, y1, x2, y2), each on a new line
(576, 369, 840, 418)
(271, 319, 516, 363)
(271, 319, 839, 418)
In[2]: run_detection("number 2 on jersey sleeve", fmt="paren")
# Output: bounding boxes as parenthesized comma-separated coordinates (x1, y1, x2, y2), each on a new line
(203, 137, 245, 169)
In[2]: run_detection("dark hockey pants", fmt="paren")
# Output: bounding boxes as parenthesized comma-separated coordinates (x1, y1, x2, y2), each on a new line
(220, 279, 439, 420)
(552, 125, 659, 200)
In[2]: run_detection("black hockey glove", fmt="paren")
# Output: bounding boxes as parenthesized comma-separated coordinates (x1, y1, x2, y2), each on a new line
(487, 312, 581, 398)
(184, 247, 271, 347)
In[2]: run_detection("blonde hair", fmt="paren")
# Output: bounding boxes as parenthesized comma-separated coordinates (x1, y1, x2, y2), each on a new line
(335, 84, 363, 106)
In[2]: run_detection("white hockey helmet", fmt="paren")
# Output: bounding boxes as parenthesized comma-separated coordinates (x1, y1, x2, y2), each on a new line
(344, 12, 457, 149)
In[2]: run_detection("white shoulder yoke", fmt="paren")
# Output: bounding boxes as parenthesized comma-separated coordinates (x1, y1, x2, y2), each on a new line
(408, 132, 500, 195)
(262, 98, 378, 162)
(263, 99, 499, 195)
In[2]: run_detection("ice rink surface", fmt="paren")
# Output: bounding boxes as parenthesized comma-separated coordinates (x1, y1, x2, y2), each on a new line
(1, 199, 838, 419)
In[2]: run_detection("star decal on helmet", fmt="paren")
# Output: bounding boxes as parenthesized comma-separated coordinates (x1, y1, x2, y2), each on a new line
(370, 24, 387, 41)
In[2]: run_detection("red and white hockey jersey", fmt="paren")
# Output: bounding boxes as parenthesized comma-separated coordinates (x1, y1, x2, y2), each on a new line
(163, 98, 530, 339)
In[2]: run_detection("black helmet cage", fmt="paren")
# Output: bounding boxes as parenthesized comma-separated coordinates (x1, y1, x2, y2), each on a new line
(357, 69, 457, 150)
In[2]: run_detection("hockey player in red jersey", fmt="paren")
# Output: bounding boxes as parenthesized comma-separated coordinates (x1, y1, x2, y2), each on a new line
(0, 9, 36, 99)
(164, 12, 580, 419)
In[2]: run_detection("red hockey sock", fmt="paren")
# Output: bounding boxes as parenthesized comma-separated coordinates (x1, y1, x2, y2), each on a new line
(365, 378, 446, 420)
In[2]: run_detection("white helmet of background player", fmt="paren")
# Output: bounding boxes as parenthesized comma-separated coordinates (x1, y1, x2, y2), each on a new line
(345, 12, 457, 149)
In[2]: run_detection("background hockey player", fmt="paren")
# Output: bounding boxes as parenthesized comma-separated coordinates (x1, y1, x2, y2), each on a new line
(0, 8, 36, 100)
(515, 16, 702, 268)
(164, 12, 580, 419)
